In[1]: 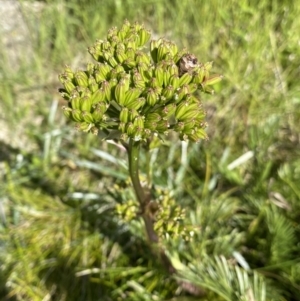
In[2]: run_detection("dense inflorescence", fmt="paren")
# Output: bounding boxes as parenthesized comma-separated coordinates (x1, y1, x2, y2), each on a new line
(58, 20, 222, 142)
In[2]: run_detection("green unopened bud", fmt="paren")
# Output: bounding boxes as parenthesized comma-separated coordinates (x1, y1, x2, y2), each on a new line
(124, 87, 142, 105)
(150, 39, 162, 63)
(187, 83, 198, 94)
(156, 120, 170, 132)
(144, 121, 157, 131)
(202, 74, 223, 86)
(70, 96, 81, 110)
(101, 81, 112, 101)
(63, 80, 75, 94)
(88, 77, 98, 93)
(74, 71, 88, 87)
(109, 35, 121, 48)
(204, 61, 213, 71)
(179, 106, 203, 121)
(115, 49, 127, 63)
(133, 115, 145, 129)
(175, 100, 190, 120)
(90, 88, 106, 105)
(133, 71, 145, 89)
(126, 47, 135, 60)
(128, 109, 139, 121)
(154, 63, 165, 87)
(115, 64, 125, 75)
(94, 102, 108, 114)
(107, 26, 117, 40)
(71, 109, 84, 122)
(202, 86, 215, 94)
(115, 79, 128, 105)
(120, 107, 129, 123)
(179, 71, 193, 86)
(118, 27, 128, 41)
(88, 46, 99, 61)
(138, 27, 151, 47)
(118, 22, 130, 41)
(174, 85, 189, 103)
(77, 122, 93, 132)
(123, 58, 136, 69)
(98, 63, 112, 79)
(126, 122, 136, 136)
(145, 88, 159, 106)
(63, 66, 74, 80)
(62, 106, 72, 119)
(185, 128, 208, 142)
(80, 96, 93, 112)
(182, 119, 196, 131)
(81, 111, 94, 123)
(86, 63, 94, 76)
(168, 42, 178, 58)
(92, 107, 105, 122)
(118, 122, 126, 133)
(157, 42, 169, 62)
(125, 36, 138, 50)
(105, 51, 118, 67)
(135, 51, 151, 65)
(162, 85, 175, 101)
(145, 112, 162, 123)
(160, 103, 176, 117)
(169, 75, 180, 90)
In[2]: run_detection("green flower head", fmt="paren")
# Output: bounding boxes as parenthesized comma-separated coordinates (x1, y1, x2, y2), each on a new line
(58, 20, 222, 142)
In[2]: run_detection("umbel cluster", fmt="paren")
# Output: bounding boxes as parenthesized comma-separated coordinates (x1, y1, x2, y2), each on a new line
(58, 21, 222, 142)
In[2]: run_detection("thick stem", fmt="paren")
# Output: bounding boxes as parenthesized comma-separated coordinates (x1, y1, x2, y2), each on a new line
(127, 139, 201, 285)
(128, 139, 158, 243)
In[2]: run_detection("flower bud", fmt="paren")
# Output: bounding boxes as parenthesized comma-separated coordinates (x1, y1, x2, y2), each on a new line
(174, 85, 189, 103)
(179, 71, 193, 86)
(74, 71, 88, 87)
(63, 80, 75, 94)
(62, 106, 72, 119)
(115, 49, 127, 64)
(162, 85, 175, 101)
(92, 107, 105, 122)
(114, 79, 128, 105)
(154, 63, 165, 87)
(80, 96, 93, 112)
(124, 97, 146, 110)
(81, 111, 94, 123)
(124, 88, 142, 105)
(202, 74, 223, 86)
(101, 81, 112, 101)
(128, 109, 139, 121)
(123, 58, 136, 69)
(71, 109, 84, 122)
(88, 77, 98, 93)
(138, 27, 151, 47)
(133, 115, 145, 130)
(169, 75, 180, 90)
(145, 88, 159, 106)
(120, 107, 129, 123)
(133, 71, 145, 89)
(90, 88, 106, 105)
(145, 112, 162, 123)
(70, 95, 81, 110)
(118, 122, 126, 133)
(156, 120, 170, 132)
(150, 39, 162, 63)
(157, 42, 169, 62)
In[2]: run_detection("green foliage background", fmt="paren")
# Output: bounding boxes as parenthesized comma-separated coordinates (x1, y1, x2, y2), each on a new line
(0, 0, 299, 300)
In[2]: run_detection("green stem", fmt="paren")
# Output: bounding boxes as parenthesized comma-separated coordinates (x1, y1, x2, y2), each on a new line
(128, 139, 158, 243)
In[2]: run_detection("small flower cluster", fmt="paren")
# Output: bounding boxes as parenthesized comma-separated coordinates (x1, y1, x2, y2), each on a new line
(58, 20, 222, 142)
